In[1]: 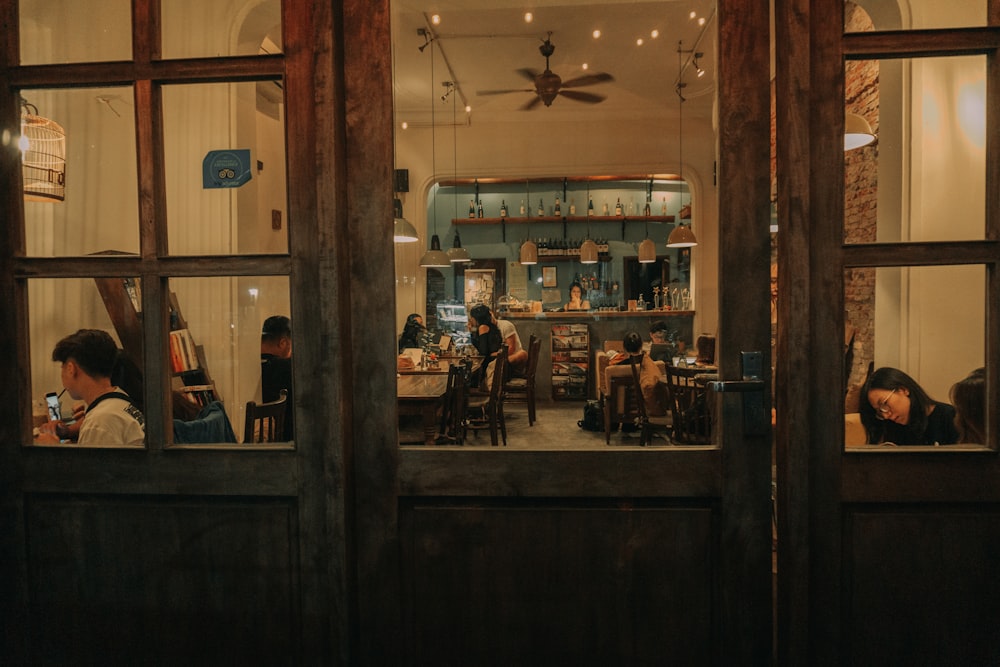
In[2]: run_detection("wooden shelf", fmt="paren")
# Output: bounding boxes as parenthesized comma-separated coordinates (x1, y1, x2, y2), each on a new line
(529, 255, 611, 263)
(453, 215, 676, 225)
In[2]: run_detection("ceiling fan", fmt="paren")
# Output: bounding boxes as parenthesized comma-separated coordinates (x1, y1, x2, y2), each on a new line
(477, 32, 614, 110)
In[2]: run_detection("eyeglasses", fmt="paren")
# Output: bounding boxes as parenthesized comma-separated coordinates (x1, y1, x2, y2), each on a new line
(874, 388, 897, 420)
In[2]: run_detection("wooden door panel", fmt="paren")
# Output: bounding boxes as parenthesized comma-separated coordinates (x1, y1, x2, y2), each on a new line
(25, 494, 299, 665)
(401, 500, 717, 665)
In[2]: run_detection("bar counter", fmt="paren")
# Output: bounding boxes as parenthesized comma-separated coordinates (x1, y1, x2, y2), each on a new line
(497, 310, 696, 402)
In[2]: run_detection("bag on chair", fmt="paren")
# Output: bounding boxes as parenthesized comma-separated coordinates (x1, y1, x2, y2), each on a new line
(578, 399, 604, 432)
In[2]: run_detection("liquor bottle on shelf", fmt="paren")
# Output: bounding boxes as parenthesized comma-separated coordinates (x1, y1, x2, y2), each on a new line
(615, 198, 623, 216)
(477, 200, 484, 218)
(661, 196, 668, 216)
(644, 198, 652, 216)
(588, 197, 594, 216)
(520, 199, 526, 216)
(554, 196, 561, 216)
(569, 199, 576, 215)
(627, 200, 634, 216)
(468, 199, 476, 218)
(602, 200, 610, 216)
(500, 200, 508, 218)
(537, 198, 545, 217)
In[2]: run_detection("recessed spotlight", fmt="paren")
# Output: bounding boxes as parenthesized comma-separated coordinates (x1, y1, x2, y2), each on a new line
(524, 12, 533, 23)
(431, 14, 440, 25)
(689, 10, 697, 19)
(401, 121, 409, 130)
(698, 17, 706, 26)
(636, 38, 644, 46)
(651, 29, 659, 39)
(581, 63, 589, 70)
(465, 105, 471, 113)
(592, 29, 601, 39)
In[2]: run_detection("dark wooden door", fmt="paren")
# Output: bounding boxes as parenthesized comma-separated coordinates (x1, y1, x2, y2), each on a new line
(355, 1, 775, 663)
(774, 0, 1000, 663)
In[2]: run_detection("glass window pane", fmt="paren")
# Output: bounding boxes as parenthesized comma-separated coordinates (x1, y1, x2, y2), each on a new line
(846, 0, 987, 32)
(163, 82, 288, 256)
(22, 87, 139, 257)
(844, 265, 985, 447)
(19, 0, 131, 65)
(167, 276, 292, 445)
(161, 0, 282, 60)
(845, 56, 986, 244)
(28, 277, 146, 448)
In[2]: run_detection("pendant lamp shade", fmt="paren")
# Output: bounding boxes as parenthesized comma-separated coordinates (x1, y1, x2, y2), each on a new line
(393, 197, 419, 242)
(638, 237, 657, 263)
(666, 223, 698, 248)
(20, 101, 66, 202)
(519, 238, 538, 265)
(579, 238, 599, 264)
(419, 234, 451, 267)
(844, 112, 876, 151)
(447, 231, 472, 262)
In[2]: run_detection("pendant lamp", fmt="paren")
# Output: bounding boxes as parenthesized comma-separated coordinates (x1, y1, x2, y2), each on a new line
(393, 197, 419, 242)
(844, 112, 876, 151)
(519, 238, 538, 265)
(667, 42, 698, 249)
(580, 237, 599, 264)
(419, 41, 452, 268)
(638, 237, 656, 263)
(446, 83, 471, 263)
(20, 98, 66, 202)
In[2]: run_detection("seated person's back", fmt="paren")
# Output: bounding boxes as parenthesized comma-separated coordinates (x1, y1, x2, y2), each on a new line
(261, 315, 294, 441)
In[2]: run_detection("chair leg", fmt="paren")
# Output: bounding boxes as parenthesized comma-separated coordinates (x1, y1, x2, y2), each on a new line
(526, 389, 536, 426)
(499, 403, 507, 446)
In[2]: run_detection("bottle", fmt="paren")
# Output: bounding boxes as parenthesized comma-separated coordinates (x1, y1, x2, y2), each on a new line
(627, 200, 634, 216)
(637, 293, 646, 311)
(477, 200, 484, 218)
(468, 199, 476, 218)
(569, 199, 576, 215)
(500, 200, 508, 218)
(520, 199, 526, 216)
(615, 197, 623, 216)
(538, 198, 545, 217)
(661, 196, 667, 216)
(644, 199, 652, 216)
(588, 197, 594, 216)
(554, 196, 561, 216)
(602, 200, 610, 216)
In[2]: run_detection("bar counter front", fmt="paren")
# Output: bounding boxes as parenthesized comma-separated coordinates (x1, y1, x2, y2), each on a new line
(499, 310, 696, 402)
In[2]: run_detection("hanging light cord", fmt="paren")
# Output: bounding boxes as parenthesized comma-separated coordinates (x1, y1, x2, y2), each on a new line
(430, 42, 437, 236)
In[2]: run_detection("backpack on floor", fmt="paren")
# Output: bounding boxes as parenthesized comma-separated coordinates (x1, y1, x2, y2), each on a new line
(578, 399, 604, 432)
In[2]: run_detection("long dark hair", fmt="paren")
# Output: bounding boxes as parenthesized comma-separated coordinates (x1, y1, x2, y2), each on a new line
(951, 367, 986, 444)
(859, 367, 935, 444)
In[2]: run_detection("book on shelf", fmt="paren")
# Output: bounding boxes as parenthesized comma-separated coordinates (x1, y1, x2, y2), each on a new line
(169, 329, 199, 373)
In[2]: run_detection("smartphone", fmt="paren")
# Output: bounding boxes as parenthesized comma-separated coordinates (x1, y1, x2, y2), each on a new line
(45, 391, 61, 421)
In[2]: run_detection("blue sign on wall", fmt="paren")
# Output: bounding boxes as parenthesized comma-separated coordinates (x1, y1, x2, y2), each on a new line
(203, 149, 252, 189)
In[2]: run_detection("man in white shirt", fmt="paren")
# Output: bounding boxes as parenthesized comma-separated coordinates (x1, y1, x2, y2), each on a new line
(492, 310, 528, 375)
(37, 329, 145, 446)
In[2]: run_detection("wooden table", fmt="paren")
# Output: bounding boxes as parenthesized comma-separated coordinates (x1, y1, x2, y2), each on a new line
(398, 356, 483, 376)
(397, 374, 449, 445)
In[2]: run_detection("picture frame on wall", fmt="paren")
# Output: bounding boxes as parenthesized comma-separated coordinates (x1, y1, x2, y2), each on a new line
(542, 266, 557, 288)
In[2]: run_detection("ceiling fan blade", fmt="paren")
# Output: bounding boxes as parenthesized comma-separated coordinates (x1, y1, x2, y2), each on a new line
(515, 67, 541, 83)
(477, 88, 534, 96)
(560, 72, 614, 89)
(558, 90, 606, 104)
(520, 95, 543, 111)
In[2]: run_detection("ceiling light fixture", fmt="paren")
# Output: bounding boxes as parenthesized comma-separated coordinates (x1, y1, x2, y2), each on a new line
(446, 82, 470, 263)
(579, 181, 599, 263)
(639, 177, 656, 263)
(668, 41, 698, 248)
(419, 40, 451, 268)
(393, 198, 419, 242)
(19, 97, 66, 202)
(693, 52, 705, 78)
(844, 112, 876, 150)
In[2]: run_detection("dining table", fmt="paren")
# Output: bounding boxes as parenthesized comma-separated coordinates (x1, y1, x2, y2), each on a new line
(397, 374, 449, 445)
(397, 355, 483, 376)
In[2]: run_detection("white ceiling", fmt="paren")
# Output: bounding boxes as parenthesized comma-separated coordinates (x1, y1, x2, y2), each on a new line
(391, 0, 717, 128)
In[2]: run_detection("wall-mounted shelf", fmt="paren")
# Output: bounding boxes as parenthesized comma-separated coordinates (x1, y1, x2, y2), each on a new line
(453, 215, 676, 226)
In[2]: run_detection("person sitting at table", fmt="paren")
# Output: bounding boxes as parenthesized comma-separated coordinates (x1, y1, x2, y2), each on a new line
(950, 367, 986, 444)
(468, 304, 503, 389)
(398, 313, 426, 353)
(563, 281, 591, 311)
(261, 315, 294, 441)
(618, 331, 666, 416)
(488, 308, 528, 376)
(860, 366, 959, 446)
(36, 329, 146, 446)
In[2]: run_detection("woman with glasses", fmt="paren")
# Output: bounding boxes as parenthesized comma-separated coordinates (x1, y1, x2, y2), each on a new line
(860, 367, 960, 445)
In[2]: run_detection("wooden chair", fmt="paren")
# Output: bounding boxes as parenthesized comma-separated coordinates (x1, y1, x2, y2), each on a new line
(438, 363, 468, 445)
(664, 365, 713, 445)
(628, 357, 673, 446)
(604, 373, 639, 444)
(243, 389, 288, 443)
(504, 334, 541, 425)
(467, 345, 508, 446)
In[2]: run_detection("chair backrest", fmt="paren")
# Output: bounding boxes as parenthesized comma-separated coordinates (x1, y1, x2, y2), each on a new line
(628, 357, 650, 422)
(607, 372, 641, 428)
(243, 389, 288, 443)
(489, 345, 509, 402)
(440, 363, 467, 438)
(664, 365, 711, 444)
(524, 334, 542, 381)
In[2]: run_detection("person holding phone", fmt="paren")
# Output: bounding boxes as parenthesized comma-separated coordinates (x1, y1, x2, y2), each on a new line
(36, 329, 145, 446)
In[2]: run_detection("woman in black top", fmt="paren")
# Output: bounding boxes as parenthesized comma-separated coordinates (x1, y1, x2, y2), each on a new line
(398, 313, 426, 353)
(860, 366, 959, 445)
(469, 304, 503, 388)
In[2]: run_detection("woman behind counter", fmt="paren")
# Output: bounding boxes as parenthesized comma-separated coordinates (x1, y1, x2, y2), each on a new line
(564, 281, 591, 311)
